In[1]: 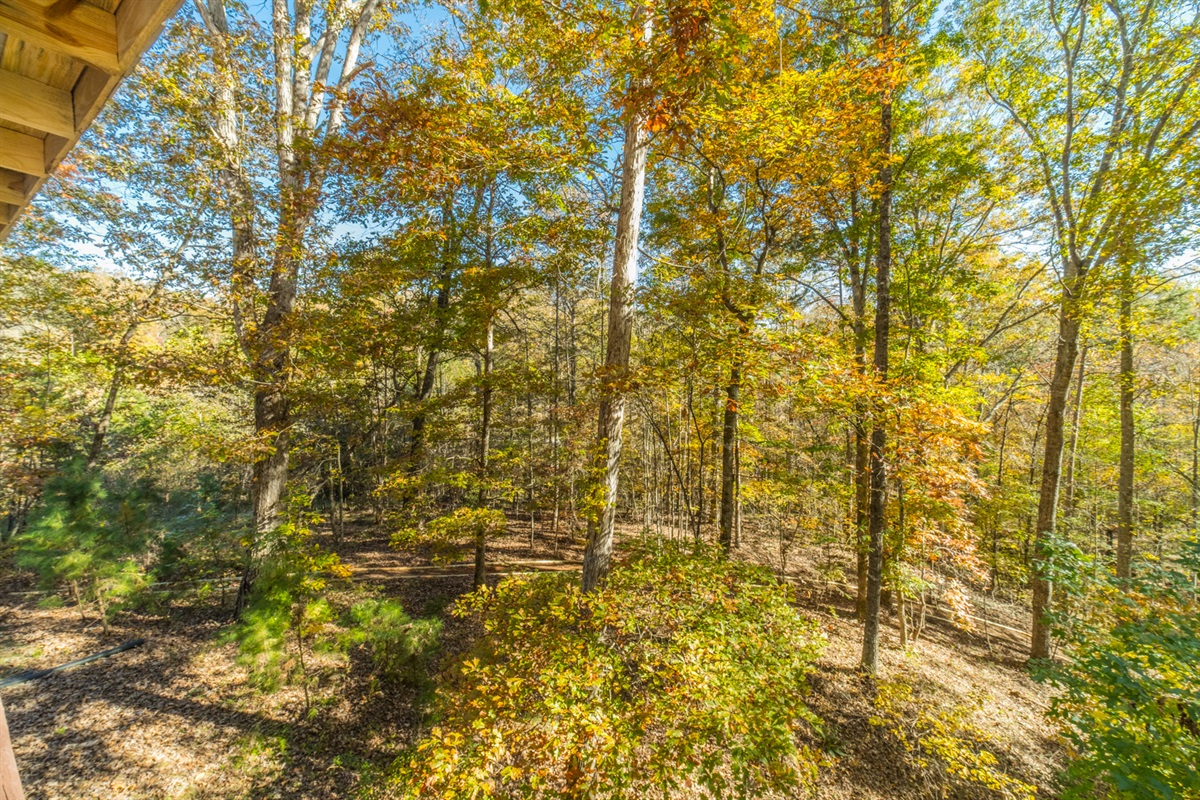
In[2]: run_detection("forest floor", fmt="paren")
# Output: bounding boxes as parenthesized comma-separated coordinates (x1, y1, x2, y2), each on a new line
(0, 518, 1064, 799)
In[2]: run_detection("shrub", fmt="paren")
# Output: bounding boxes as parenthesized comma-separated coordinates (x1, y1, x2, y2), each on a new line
(341, 598, 442, 685)
(398, 540, 827, 798)
(229, 500, 353, 710)
(870, 668, 1037, 800)
(16, 465, 154, 629)
(1043, 538, 1200, 800)
(232, 498, 441, 712)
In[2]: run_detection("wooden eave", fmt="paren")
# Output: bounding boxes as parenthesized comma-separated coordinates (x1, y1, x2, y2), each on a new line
(0, 0, 183, 239)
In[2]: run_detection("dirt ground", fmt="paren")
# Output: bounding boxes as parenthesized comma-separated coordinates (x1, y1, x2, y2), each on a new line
(0, 519, 1063, 799)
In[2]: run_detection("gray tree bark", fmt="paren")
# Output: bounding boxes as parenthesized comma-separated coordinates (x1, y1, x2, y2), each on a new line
(861, 0, 893, 675)
(582, 15, 653, 593)
(194, 0, 380, 616)
(1116, 259, 1135, 578)
(475, 317, 494, 590)
(1030, 256, 1087, 659)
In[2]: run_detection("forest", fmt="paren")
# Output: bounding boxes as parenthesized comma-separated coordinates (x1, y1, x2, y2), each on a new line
(0, 0, 1198, 796)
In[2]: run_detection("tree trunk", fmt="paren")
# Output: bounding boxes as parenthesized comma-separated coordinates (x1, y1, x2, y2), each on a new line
(581, 16, 653, 593)
(861, 0, 893, 675)
(689, 383, 704, 540)
(206, 0, 379, 616)
(854, 417, 869, 619)
(896, 478, 907, 648)
(992, 399, 1013, 593)
(1063, 345, 1088, 516)
(238, 212, 306, 616)
(86, 363, 124, 470)
(734, 427, 742, 548)
(1116, 261, 1134, 578)
(1192, 384, 1199, 537)
(410, 222, 455, 468)
(844, 189, 870, 621)
(334, 441, 345, 541)
(719, 366, 740, 552)
(87, 315, 148, 471)
(237, 336, 293, 617)
(474, 317, 494, 590)
(1030, 256, 1088, 660)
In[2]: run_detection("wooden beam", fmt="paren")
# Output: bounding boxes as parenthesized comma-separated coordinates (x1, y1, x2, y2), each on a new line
(0, 0, 183, 240)
(0, 0, 120, 73)
(115, 0, 176, 66)
(0, 70, 74, 138)
(0, 185, 24, 206)
(0, 169, 30, 206)
(72, 65, 110, 123)
(0, 128, 47, 177)
(0, 697, 25, 800)
(42, 134, 69, 174)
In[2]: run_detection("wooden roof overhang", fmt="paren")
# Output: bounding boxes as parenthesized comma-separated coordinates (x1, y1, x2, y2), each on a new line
(0, 0, 182, 239)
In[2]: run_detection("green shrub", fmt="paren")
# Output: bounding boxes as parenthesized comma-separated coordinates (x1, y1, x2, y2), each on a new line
(152, 477, 245, 585)
(397, 540, 827, 798)
(1043, 538, 1200, 800)
(232, 498, 441, 711)
(16, 466, 154, 629)
(229, 509, 351, 709)
(341, 598, 442, 685)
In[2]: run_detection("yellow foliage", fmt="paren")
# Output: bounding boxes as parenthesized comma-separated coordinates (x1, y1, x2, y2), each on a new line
(870, 669, 1037, 800)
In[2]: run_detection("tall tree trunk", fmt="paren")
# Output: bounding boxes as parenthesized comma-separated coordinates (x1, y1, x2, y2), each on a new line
(475, 317, 494, 590)
(861, 0, 893, 675)
(567, 299, 578, 407)
(1192, 383, 1199, 537)
(734, 428, 742, 548)
(895, 478, 907, 649)
(692, 386, 706, 540)
(854, 411, 869, 618)
(719, 366, 740, 552)
(1030, 256, 1088, 660)
(1063, 345, 1088, 515)
(201, 0, 377, 618)
(238, 250, 299, 616)
(1116, 260, 1134, 578)
(582, 19, 652, 592)
(86, 312, 151, 470)
(410, 211, 456, 468)
(844, 190, 870, 621)
(992, 398, 1013, 593)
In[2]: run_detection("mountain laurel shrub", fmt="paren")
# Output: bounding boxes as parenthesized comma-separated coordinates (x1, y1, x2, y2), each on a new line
(398, 540, 827, 798)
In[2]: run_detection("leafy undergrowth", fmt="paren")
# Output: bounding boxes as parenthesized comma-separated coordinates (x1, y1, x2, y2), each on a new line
(1041, 538, 1200, 800)
(870, 668, 1037, 800)
(392, 541, 827, 798)
(1, 521, 1064, 799)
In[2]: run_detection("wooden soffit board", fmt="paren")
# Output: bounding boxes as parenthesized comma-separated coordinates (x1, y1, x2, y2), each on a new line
(0, 0, 184, 239)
